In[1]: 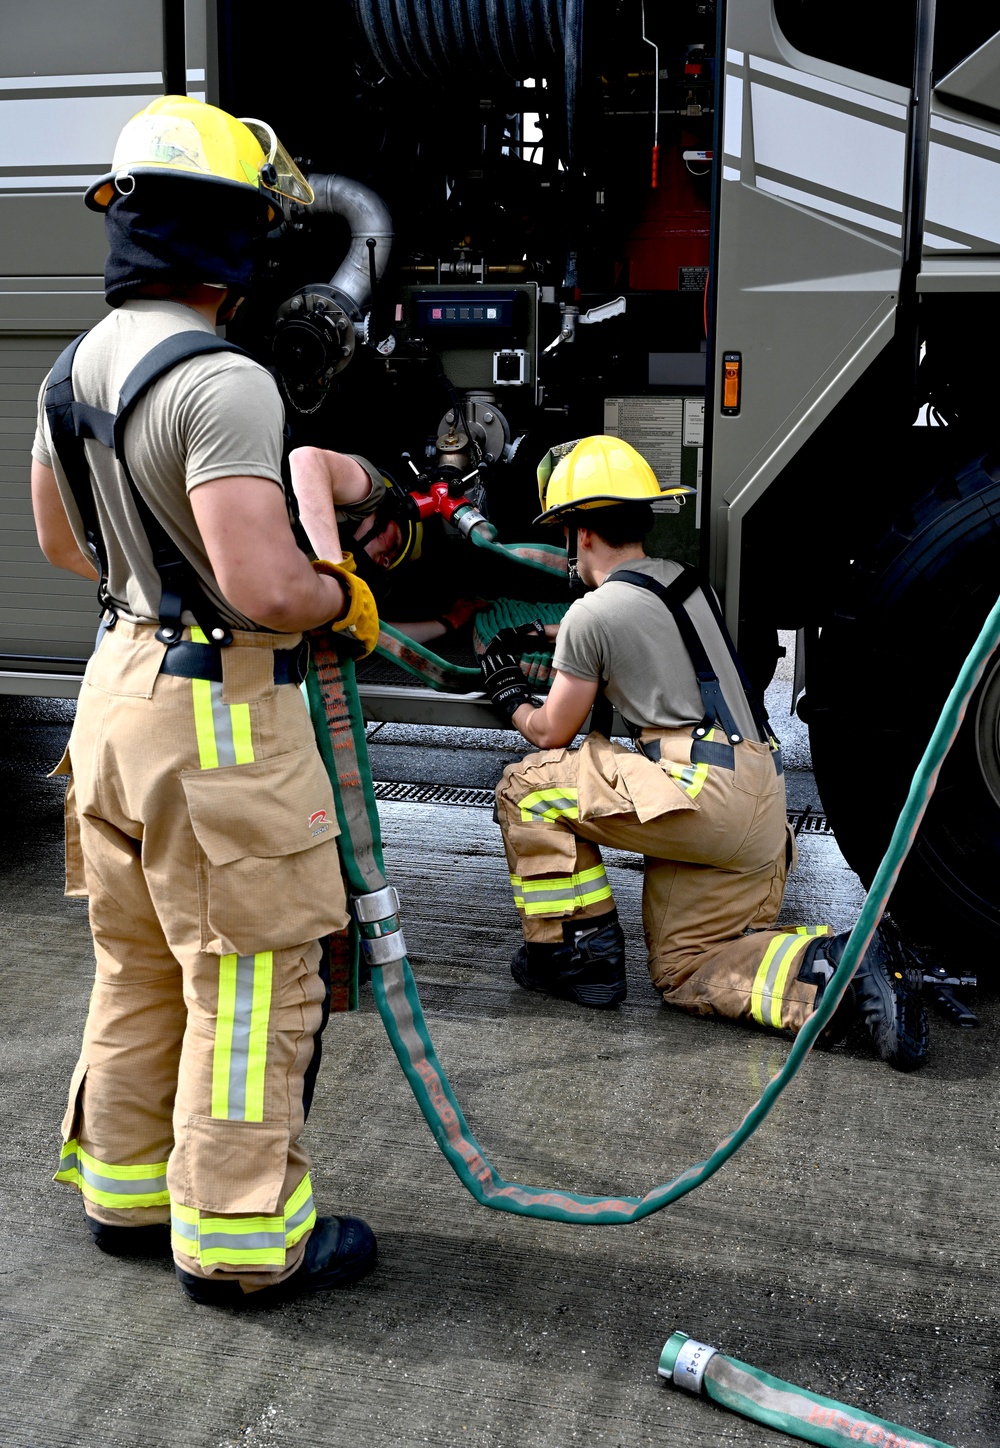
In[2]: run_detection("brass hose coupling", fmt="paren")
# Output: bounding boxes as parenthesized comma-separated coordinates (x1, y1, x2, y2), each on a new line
(352, 885, 407, 965)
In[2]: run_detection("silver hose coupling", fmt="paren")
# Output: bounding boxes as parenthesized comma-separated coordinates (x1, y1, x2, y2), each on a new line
(455, 506, 490, 538)
(352, 884, 407, 965)
(670, 1337, 718, 1394)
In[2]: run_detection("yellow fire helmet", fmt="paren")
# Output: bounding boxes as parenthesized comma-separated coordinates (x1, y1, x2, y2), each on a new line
(535, 434, 694, 524)
(378, 473, 423, 571)
(85, 95, 314, 215)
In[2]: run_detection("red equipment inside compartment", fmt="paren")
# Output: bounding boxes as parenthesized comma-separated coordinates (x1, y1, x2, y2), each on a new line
(625, 140, 711, 291)
(409, 481, 467, 523)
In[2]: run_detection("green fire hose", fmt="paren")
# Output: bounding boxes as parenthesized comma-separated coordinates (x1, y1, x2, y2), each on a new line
(375, 621, 481, 690)
(658, 1331, 953, 1448)
(464, 516, 570, 579)
(307, 586, 1000, 1224)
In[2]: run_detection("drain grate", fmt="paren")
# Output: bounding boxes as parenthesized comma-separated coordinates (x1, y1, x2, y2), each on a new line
(373, 779, 837, 834)
(373, 780, 497, 809)
(789, 810, 834, 836)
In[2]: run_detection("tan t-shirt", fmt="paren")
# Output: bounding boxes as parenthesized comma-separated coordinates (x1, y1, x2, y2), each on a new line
(32, 298, 286, 630)
(552, 556, 760, 739)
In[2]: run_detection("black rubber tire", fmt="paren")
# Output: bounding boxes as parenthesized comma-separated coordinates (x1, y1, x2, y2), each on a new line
(806, 451, 1000, 966)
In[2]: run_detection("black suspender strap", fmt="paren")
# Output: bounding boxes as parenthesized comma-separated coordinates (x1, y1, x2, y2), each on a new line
(44, 335, 115, 611)
(589, 689, 615, 739)
(111, 333, 252, 459)
(607, 565, 770, 745)
(111, 334, 252, 643)
(44, 329, 253, 644)
(694, 573, 775, 744)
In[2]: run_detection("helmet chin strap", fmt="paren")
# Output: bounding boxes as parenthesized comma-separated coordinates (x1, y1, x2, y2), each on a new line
(566, 522, 587, 597)
(215, 289, 244, 324)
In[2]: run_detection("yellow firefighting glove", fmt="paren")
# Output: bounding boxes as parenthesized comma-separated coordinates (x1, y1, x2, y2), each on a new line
(311, 553, 380, 657)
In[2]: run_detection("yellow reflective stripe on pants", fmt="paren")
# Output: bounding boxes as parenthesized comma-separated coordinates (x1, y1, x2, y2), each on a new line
(509, 863, 613, 916)
(750, 932, 818, 1030)
(54, 1139, 169, 1209)
(189, 627, 255, 769)
(211, 952, 274, 1122)
(668, 761, 710, 799)
(170, 1173, 316, 1269)
(518, 787, 580, 823)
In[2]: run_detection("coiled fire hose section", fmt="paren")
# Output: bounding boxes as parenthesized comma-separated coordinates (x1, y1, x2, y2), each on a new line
(658, 1331, 953, 1448)
(307, 589, 1000, 1224)
(375, 599, 567, 693)
(348, 0, 585, 168)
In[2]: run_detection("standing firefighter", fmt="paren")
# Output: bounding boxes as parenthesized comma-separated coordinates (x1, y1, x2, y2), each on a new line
(480, 436, 929, 1071)
(30, 96, 379, 1303)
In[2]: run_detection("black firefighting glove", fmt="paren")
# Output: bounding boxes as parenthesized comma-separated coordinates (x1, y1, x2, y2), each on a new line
(480, 635, 540, 722)
(487, 621, 547, 654)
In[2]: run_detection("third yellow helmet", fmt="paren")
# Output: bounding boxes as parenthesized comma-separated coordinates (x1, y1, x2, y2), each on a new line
(535, 435, 693, 524)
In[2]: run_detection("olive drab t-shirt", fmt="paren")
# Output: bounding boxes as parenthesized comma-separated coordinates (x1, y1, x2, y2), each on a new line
(551, 556, 760, 740)
(32, 298, 286, 631)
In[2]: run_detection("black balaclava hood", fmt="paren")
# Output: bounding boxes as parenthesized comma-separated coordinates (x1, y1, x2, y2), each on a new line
(103, 174, 271, 307)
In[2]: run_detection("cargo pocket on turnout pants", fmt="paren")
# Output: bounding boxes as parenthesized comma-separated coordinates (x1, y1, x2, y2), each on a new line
(183, 1115, 290, 1215)
(181, 743, 348, 956)
(577, 733, 698, 823)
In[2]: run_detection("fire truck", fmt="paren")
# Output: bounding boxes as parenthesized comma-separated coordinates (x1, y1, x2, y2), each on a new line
(4, 0, 1000, 960)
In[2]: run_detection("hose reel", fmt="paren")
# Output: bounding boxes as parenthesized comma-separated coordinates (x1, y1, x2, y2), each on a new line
(348, 0, 586, 166)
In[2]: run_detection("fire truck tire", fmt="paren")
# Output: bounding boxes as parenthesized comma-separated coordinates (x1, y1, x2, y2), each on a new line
(805, 450, 1000, 966)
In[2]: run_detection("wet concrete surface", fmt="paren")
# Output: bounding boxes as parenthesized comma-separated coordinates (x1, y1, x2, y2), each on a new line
(0, 649, 997, 1448)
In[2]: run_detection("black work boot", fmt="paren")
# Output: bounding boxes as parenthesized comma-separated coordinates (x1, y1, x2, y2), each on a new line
(176, 1214, 377, 1306)
(510, 910, 627, 1008)
(799, 923, 929, 1071)
(86, 1214, 171, 1258)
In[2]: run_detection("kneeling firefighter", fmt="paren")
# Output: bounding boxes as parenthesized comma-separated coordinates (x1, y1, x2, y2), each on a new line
(479, 436, 929, 1071)
(30, 96, 381, 1303)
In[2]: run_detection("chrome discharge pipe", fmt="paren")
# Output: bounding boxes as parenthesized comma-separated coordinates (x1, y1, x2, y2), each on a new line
(306, 173, 394, 318)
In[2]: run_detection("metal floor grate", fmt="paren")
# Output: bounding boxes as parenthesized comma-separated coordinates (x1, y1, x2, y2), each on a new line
(373, 780, 497, 809)
(373, 779, 836, 834)
(788, 810, 834, 836)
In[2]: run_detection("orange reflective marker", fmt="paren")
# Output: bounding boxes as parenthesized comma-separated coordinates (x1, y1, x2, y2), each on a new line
(721, 351, 742, 415)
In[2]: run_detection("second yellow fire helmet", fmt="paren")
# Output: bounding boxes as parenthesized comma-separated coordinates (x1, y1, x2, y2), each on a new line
(535, 434, 694, 524)
(85, 95, 314, 215)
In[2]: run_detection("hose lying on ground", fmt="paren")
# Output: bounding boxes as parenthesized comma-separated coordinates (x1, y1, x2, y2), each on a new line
(659, 1331, 953, 1448)
(308, 589, 1000, 1222)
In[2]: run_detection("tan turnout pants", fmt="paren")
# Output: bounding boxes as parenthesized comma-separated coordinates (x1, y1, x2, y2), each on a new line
(496, 727, 830, 1032)
(54, 620, 349, 1291)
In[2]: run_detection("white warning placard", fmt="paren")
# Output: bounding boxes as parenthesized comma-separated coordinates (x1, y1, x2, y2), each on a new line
(603, 396, 684, 488)
(683, 397, 705, 448)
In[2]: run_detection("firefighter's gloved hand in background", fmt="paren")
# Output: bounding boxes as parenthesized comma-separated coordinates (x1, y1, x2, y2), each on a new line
(487, 621, 547, 654)
(437, 596, 489, 634)
(480, 633, 540, 721)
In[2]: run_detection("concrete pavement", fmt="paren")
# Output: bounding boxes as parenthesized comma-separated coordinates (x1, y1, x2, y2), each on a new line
(0, 667, 996, 1448)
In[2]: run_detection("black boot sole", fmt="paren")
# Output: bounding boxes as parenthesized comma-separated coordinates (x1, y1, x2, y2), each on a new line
(87, 1217, 171, 1258)
(854, 931, 930, 1071)
(510, 950, 626, 1009)
(177, 1216, 377, 1306)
